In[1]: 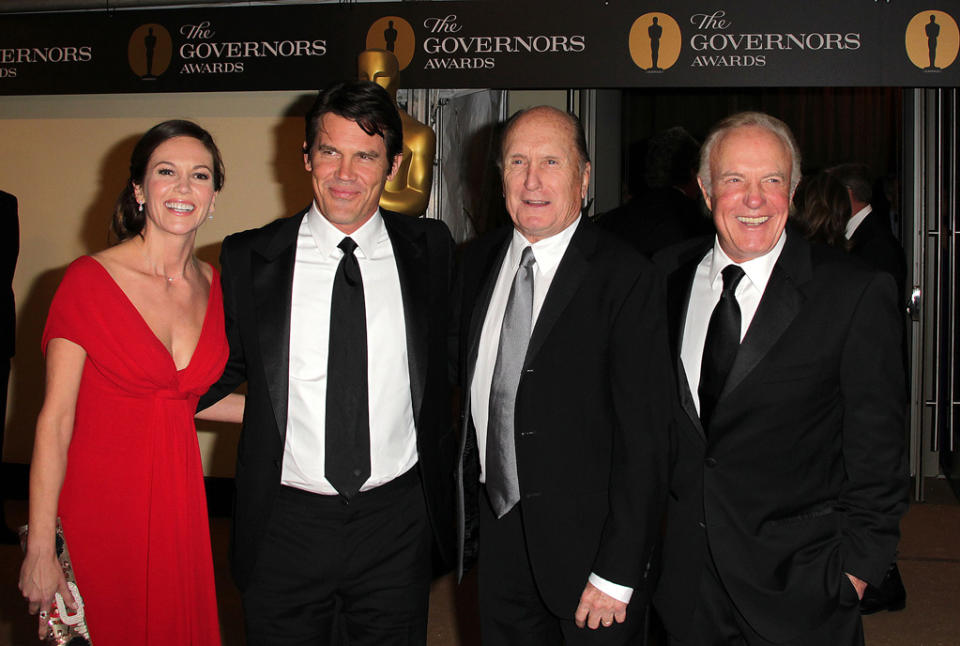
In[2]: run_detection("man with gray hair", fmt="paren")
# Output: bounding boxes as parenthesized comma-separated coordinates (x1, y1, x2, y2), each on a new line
(828, 162, 907, 303)
(653, 112, 908, 645)
(457, 105, 671, 645)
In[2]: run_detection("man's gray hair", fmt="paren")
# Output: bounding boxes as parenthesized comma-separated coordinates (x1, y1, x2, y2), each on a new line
(698, 111, 801, 199)
(827, 163, 873, 204)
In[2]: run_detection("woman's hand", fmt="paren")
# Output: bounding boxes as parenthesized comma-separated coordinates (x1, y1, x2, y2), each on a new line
(18, 549, 76, 639)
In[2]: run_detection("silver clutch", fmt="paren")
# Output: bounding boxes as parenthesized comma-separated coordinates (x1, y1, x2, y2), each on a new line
(19, 519, 93, 646)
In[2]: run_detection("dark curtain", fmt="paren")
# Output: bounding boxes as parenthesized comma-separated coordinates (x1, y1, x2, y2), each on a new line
(622, 86, 902, 179)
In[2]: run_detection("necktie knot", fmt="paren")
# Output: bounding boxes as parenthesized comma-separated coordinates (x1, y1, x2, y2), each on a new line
(338, 236, 358, 255)
(721, 264, 745, 295)
(338, 237, 362, 287)
(519, 246, 537, 270)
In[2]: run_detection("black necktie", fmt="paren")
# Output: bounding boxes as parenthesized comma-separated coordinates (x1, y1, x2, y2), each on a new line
(486, 246, 536, 518)
(325, 237, 370, 499)
(698, 264, 745, 432)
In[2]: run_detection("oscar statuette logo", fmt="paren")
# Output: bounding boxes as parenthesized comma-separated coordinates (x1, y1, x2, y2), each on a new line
(367, 17, 415, 70)
(905, 10, 958, 71)
(128, 23, 172, 80)
(629, 12, 681, 72)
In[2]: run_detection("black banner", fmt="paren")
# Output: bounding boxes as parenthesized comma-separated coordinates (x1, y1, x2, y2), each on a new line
(1, 1, 958, 95)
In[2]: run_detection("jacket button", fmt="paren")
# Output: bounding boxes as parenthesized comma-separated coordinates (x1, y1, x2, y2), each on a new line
(698, 521, 706, 529)
(705, 457, 718, 468)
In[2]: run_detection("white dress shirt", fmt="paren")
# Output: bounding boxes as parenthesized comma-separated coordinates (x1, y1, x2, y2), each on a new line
(680, 232, 787, 414)
(468, 217, 631, 603)
(470, 218, 580, 471)
(281, 205, 417, 495)
(845, 204, 872, 240)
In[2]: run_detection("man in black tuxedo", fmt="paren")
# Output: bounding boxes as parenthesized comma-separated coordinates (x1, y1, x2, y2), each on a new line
(199, 81, 456, 645)
(829, 163, 907, 302)
(653, 112, 908, 645)
(0, 190, 18, 543)
(828, 162, 909, 615)
(456, 106, 671, 645)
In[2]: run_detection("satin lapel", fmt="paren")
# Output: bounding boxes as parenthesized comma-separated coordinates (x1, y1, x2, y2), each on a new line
(252, 210, 305, 440)
(464, 235, 510, 392)
(668, 249, 709, 439)
(383, 213, 429, 427)
(524, 223, 591, 365)
(721, 232, 811, 399)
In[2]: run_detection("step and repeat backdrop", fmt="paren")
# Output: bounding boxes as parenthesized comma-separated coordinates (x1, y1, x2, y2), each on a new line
(1, 0, 958, 94)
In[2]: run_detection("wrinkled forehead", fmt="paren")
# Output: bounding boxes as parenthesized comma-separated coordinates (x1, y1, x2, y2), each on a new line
(503, 112, 581, 163)
(712, 125, 791, 172)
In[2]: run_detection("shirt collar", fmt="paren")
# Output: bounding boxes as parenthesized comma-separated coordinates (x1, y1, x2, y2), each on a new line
(709, 229, 786, 294)
(306, 203, 387, 259)
(507, 216, 582, 274)
(845, 204, 872, 239)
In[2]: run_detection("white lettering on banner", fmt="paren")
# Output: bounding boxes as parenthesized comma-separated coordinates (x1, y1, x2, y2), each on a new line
(421, 14, 585, 71)
(688, 8, 861, 69)
(174, 19, 325, 76)
(0, 46, 92, 64)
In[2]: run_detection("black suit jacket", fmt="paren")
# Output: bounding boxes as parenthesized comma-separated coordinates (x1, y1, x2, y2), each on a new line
(0, 191, 17, 360)
(653, 230, 908, 643)
(456, 217, 672, 616)
(199, 208, 457, 591)
(849, 210, 907, 303)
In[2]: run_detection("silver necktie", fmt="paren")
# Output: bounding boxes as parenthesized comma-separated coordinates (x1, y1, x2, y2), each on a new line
(486, 246, 536, 518)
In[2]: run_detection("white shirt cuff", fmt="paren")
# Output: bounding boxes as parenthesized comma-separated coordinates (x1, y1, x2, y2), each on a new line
(588, 572, 634, 604)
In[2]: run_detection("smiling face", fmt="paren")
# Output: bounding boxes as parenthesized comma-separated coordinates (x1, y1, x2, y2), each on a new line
(304, 112, 401, 234)
(134, 136, 217, 237)
(702, 125, 794, 263)
(500, 108, 590, 243)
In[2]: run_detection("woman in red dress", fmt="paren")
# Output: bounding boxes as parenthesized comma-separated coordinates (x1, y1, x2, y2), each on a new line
(19, 120, 243, 644)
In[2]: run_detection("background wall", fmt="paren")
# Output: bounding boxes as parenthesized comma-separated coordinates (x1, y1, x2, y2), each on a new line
(0, 90, 318, 476)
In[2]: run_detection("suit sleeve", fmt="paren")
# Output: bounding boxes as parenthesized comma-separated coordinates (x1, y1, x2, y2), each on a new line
(838, 271, 909, 586)
(592, 266, 672, 596)
(197, 236, 248, 412)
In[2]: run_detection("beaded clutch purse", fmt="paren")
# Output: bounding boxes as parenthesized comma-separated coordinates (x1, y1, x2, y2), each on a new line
(19, 519, 93, 645)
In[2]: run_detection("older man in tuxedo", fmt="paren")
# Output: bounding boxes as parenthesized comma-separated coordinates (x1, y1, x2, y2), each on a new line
(199, 80, 455, 645)
(653, 112, 908, 645)
(457, 106, 671, 645)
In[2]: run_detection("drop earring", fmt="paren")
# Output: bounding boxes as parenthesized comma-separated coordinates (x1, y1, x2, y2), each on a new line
(138, 202, 143, 213)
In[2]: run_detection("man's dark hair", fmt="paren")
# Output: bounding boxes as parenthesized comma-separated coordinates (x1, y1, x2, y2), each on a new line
(827, 163, 873, 204)
(303, 80, 403, 163)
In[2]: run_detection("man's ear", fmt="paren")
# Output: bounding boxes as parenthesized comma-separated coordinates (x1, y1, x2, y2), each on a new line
(698, 176, 713, 212)
(303, 141, 311, 171)
(387, 153, 404, 181)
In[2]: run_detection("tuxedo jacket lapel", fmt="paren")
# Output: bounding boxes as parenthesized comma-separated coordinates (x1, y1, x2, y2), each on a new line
(464, 231, 511, 395)
(722, 232, 811, 399)
(665, 241, 711, 439)
(383, 212, 430, 427)
(252, 209, 305, 441)
(525, 221, 591, 365)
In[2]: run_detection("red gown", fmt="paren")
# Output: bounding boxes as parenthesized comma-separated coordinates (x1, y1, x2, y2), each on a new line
(42, 256, 227, 645)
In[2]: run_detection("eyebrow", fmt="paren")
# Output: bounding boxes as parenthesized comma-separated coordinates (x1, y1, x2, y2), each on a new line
(154, 160, 213, 171)
(316, 144, 381, 159)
